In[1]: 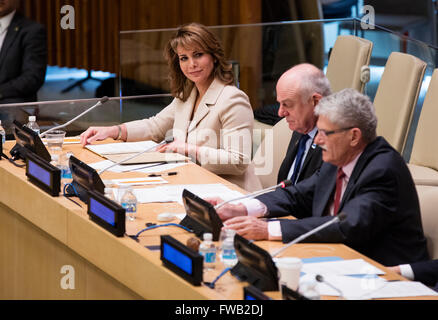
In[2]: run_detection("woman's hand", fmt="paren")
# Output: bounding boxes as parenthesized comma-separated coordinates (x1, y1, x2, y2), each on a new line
(156, 138, 198, 158)
(80, 126, 118, 146)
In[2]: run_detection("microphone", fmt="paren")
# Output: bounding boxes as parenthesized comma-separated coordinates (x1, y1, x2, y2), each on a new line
(271, 212, 347, 257)
(315, 274, 345, 300)
(39, 96, 109, 138)
(214, 180, 292, 210)
(97, 136, 174, 174)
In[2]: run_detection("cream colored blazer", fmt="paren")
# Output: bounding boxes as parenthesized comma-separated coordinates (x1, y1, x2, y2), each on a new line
(124, 78, 262, 192)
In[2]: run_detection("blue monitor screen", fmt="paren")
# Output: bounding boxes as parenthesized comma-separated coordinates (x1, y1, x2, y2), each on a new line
(28, 160, 51, 187)
(89, 198, 116, 226)
(162, 242, 193, 275)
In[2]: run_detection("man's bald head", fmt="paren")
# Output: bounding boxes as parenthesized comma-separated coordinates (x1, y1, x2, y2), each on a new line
(277, 63, 331, 103)
(276, 63, 331, 134)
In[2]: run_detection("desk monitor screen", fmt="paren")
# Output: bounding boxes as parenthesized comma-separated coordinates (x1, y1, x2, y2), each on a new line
(180, 189, 223, 241)
(231, 234, 279, 291)
(26, 151, 61, 196)
(69, 155, 105, 202)
(87, 190, 125, 237)
(160, 235, 203, 286)
(11, 120, 51, 162)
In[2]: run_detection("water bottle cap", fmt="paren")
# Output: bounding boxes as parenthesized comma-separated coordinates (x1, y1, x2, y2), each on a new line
(203, 233, 213, 241)
(29, 116, 36, 122)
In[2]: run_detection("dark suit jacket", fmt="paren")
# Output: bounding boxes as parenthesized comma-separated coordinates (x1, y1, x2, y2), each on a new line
(0, 13, 47, 103)
(277, 131, 323, 184)
(411, 259, 438, 291)
(258, 137, 429, 266)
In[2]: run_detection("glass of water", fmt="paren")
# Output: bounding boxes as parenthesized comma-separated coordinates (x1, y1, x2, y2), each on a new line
(45, 130, 66, 153)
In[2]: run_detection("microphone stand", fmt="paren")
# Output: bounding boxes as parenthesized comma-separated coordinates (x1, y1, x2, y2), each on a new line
(97, 136, 174, 174)
(214, 180, 292, 210)
(271, 212, 347, 258)
(39, 96, 109, 138)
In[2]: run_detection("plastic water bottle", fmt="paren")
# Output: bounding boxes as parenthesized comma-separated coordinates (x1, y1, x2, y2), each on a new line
(25, 116, 40, 135)
(0, 120, 5, 146)
(221, 229, 238, 268)
(120, 185, 137, 221)
(199, 233, 216, 270)
(59, 152, 73, 188)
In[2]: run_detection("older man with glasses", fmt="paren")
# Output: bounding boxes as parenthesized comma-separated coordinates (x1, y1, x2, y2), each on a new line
(208, 88, 429, 266)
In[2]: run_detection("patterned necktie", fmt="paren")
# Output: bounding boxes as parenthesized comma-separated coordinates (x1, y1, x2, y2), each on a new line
(333, 167, 346, 215)
(291, 134, 310, 184)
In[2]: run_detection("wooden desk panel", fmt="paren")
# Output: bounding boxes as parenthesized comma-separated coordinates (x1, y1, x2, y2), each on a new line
(1, 141, 436, 300)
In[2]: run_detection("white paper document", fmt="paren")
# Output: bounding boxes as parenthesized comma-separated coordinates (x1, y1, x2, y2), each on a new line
(132, 184, 244, 205)
(301, 258, 385, 276)
(309, 274, 388, 299)
(359, 281, 438, 299)
(111, 177, 168, 186)
(86, 140, 158, 155)
(88, 160, 187, 174)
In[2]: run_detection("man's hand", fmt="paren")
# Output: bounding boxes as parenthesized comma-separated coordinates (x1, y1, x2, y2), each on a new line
(205, 197, 248, 221)
(223, 216, 269, 240)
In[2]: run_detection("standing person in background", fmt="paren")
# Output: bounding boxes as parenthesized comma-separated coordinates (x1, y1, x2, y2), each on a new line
(80, 23, 260, 191)
(0, 0, 47, 128)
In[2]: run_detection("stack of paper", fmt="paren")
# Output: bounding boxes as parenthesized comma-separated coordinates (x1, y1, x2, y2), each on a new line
(299, 258, 438, 299)
(132, 183, 243, 205)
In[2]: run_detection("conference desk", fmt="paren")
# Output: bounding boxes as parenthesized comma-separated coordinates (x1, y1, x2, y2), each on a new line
(0, 140, 436, 300)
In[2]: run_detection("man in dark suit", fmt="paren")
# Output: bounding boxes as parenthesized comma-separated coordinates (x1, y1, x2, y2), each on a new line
(388, 260, 438, 292)
(276, 64, 330, 185)
(210, 88, 429, 266)
(0, 0, 47, 129)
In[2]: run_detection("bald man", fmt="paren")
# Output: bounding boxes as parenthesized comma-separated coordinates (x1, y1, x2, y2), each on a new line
(276, 64, 331, 184)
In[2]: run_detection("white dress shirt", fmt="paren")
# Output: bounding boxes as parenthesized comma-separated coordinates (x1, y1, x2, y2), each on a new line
(243, 151, 364, 240)
(0, 10, 16, 52)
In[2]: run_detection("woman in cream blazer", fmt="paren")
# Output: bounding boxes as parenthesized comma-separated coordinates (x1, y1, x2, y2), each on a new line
(80, 23, 261, 192)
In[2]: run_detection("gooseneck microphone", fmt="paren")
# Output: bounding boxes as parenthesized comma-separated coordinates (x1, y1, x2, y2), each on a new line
(39, 96, 109, 138)
(271, 212, 347, 257)
(97, 136, 175, 174)
(315, 274, 345, 300)
(214, 179, 292, 210)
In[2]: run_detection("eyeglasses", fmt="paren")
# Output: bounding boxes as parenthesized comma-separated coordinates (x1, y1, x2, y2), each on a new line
(317, 126, 354, 138)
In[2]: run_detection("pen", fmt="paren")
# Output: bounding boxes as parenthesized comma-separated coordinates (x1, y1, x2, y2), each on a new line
(148, 171, 178, 177)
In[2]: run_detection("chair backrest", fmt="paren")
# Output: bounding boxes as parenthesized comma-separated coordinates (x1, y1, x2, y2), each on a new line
(416, 185, 438, 259)
(252, 118, 292, 188)
(409, 69, 438, 170)
(325, 35, 373, 93)
(374, 52, 426, 153)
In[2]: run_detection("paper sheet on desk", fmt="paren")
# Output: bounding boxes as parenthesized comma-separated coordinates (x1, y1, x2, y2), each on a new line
(86, 140, 158, 155)
(301, 258, 385, 276)
(88, 160, 187, 173)
(359, 281, 438, 299)
(132, 184, 244, 205)
(310, 274, 388, 299)
(111, 177, 168, 186)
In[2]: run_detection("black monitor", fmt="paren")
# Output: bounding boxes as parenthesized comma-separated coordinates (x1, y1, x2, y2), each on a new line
(231, 234, 279, 291)
(243, 285, 271, 300)
(10, 120, 51, 162)
(68, 155, 105, 202)
(180, 189, 223, 241)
